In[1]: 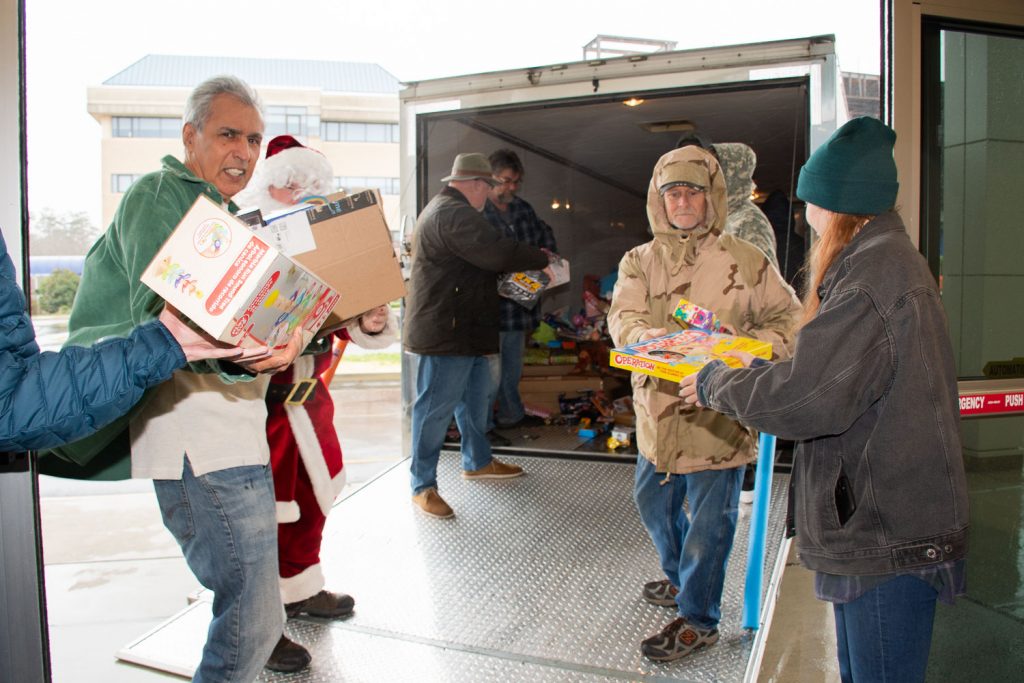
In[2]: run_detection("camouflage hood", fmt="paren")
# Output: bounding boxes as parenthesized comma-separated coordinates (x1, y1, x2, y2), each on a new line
(647, 146, 728, 245)
(711, 142, 778, 264)
(711, 143, 757, 213)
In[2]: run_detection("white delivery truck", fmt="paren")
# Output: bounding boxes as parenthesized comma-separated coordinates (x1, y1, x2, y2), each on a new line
(397, 34, 846, 448)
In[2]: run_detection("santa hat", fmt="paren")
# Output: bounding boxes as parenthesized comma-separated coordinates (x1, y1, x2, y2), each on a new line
(235, 134, 334, 210)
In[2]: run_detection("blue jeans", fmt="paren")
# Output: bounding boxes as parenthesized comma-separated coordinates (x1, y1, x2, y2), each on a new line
(488, 330, 527, 429)
(833, 574, 938, 683)
(410, 354, 494, 494)
(154, 460, 283, 683)
(633, 454, 743, 630)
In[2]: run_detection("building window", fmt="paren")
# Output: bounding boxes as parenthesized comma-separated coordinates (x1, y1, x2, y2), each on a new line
(111, 117, 181, 138)
(321, 121, 399, 143)
(111, 173, 142, 193)
(266, 106, 311, 138)
(335, 176, 400, 195)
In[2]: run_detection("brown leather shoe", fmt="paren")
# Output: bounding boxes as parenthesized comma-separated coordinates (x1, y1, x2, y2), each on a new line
(265, 634, 311, 673)
(286, 589, 355, 619)
(412, 488, 454, 518)
(462, 458, 524, 480)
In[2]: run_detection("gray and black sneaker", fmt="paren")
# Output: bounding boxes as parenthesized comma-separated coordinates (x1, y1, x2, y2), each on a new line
(641, 617, 719, 662)
(642, 579, 679, 606)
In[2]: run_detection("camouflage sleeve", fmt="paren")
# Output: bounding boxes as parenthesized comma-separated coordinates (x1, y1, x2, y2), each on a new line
(724, 205, 779, 268)
(744, 258, 803, 360)
(607, 248, 655, 348)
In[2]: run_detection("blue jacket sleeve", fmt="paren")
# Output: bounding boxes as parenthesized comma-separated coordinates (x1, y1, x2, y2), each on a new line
(0, 234, 187, 452)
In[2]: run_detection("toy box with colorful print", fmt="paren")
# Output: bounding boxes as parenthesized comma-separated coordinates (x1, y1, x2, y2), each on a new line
(140, 194, 339, 351)
(609, 328, 772, 382)
(673, 297, 722, 332)
(498, 252, 570, 308)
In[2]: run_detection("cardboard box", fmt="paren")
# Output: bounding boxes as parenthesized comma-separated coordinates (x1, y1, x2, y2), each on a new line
(519, 374, 604, 413)
(609, 329, 772, 382)
(246, 189, 406, 325)
(141, 195, 339, 350)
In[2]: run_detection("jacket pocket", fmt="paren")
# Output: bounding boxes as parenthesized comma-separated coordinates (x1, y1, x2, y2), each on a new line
(834, 469, 857, 526)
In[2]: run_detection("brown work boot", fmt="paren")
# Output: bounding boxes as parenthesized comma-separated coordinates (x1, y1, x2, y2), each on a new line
(412, 487, 454, 518)
(265, 634, 311, 673)
(463, 458, 524, 480)
(286, 589, 355, 619)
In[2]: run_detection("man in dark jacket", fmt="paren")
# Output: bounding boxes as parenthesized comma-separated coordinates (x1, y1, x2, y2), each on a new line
(404, 152, 549, 518)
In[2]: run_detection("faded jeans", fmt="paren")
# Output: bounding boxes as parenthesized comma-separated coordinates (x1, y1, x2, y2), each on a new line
(410, 354, 494, 494)
(633, 454, 744, 630)
(154, 459, 282, 683)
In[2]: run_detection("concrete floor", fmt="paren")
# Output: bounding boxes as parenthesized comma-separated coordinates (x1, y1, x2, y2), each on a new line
(38, 377, 841, 682)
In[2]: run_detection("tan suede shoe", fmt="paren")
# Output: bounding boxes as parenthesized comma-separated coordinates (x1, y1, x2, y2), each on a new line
(412, 488, 454, 518)
(462, 458, 524, 480)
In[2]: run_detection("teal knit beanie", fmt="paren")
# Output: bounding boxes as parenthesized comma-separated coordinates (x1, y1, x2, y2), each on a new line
(796, 117, 899, 215)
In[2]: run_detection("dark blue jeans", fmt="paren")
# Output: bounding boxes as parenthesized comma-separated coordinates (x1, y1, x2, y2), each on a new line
(633, 454, 744, 629)
(833, 574, 938, 683)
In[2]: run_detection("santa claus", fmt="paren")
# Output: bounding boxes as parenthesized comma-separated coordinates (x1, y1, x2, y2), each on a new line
(235, 135, 398, 673)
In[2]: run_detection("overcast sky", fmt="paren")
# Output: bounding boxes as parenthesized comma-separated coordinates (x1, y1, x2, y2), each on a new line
(25, 0, 880, 226)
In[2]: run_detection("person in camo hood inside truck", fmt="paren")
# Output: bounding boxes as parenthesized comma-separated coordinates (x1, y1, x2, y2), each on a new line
(607, 145, 801, 662)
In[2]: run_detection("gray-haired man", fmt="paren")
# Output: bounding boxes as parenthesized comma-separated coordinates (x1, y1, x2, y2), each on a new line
(66, 76, 300, 681)
(404, 153, 550, 519)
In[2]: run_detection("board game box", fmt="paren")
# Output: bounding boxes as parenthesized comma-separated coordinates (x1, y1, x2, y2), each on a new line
(609, 328, 772, 381)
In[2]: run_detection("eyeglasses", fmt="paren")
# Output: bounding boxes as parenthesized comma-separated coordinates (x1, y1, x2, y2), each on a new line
(495, 176, 522, 187)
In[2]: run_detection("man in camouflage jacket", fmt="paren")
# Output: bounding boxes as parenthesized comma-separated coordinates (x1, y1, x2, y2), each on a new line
(711, 142, 778, 267)
(608, 146, 801, 661)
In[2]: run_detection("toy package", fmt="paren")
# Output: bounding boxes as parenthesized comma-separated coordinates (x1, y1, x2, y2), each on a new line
(609, 328, 771, 382)
(140, 195, 338, 351)
(672, 298, 722, 332)
(498, 253, 570, 308)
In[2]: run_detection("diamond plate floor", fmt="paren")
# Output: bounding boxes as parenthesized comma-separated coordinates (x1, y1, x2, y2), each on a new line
(119, 453, 789, 682)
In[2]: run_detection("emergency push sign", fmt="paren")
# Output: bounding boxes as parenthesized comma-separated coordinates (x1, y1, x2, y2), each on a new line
(958, 390, 1024, 417)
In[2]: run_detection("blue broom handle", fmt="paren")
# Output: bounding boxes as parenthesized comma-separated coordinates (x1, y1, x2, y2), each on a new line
(742, 432, 777, 630)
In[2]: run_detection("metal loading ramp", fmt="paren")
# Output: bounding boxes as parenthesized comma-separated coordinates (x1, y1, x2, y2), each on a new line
(118, 453, 791, 682)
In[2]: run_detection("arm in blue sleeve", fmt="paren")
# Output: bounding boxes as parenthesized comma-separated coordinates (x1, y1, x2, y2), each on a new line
(0, 233, 186, 451)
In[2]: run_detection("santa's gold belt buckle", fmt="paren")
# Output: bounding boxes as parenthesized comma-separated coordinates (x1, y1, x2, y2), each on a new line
(285, 379, 318, 405)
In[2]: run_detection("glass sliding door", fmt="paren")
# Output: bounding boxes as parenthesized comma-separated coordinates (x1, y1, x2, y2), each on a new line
(920, 18, 1024, 681)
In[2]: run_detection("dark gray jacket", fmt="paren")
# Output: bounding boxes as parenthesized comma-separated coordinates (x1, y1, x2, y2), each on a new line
(696, 212, 968, 575)
(404, 187, 548, 356)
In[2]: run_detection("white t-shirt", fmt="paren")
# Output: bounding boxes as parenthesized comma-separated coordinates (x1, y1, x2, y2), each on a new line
(130, 371, 271, 479)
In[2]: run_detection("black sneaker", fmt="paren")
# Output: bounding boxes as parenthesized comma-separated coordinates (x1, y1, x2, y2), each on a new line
(486, 430, 512, 447)
(642, 579, 679, 606)
(641, 617, 719, 662)
(741, 464, 756, 504)
(265, 635, 311, 673)
(498, 415, 548, 429)
(285, 589, 355, 619)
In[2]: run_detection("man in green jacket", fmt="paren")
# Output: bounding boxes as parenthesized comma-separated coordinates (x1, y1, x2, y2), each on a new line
(64, 76, 301, 682)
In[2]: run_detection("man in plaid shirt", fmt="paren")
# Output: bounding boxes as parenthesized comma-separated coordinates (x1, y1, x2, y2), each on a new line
(484, 149, 558, 436)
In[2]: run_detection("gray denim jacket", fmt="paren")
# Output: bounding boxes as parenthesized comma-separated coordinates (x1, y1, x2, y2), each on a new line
(696, 212, 969, 575)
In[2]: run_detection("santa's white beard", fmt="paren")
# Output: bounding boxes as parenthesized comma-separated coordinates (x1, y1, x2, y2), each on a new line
(253, 195, 294, 214)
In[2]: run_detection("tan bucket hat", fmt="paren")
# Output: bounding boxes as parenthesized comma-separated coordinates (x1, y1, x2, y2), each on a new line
(440, 152, 500, 186)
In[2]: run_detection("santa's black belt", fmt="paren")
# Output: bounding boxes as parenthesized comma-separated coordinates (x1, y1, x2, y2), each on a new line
(265, 378, 319, 405)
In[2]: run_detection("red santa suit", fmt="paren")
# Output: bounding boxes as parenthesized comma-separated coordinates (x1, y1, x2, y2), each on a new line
(265, 321, 395, 603)
(236, 135, 398, 604)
